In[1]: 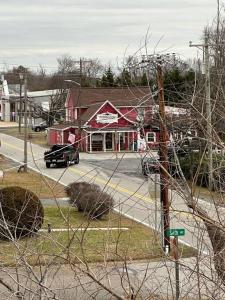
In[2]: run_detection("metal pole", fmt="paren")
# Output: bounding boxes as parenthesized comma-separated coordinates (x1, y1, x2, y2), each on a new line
(205, 33, 213, 191)
(77, 85, 82, 150)
(23, 71, 28, 172)
(189, 37, 213, 191)
(173, 236, 180, 300)
(157, 59, 170, 253)
(19, 79, 22, 134)
(155, 172, 157, 232)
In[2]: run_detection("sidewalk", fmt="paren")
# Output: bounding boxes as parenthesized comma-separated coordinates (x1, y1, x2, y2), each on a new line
(80, 151, 158, 160)
(0, 257, 222, 299)
(0, 121, 19, 128)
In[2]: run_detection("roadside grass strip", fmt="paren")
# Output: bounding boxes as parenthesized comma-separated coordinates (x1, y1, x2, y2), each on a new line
(0, 206, 197, 266)
(39, 227, 130, 232)
(0, 155, 197, 265)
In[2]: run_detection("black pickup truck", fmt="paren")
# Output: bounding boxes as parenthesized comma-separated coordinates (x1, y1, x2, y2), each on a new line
(44, 144, 79, 168)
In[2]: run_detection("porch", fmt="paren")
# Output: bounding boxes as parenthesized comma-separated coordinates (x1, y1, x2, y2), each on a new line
(84, 129, 137, 153)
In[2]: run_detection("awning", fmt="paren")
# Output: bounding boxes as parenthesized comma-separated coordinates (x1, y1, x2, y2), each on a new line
(84, 128, 137, 133)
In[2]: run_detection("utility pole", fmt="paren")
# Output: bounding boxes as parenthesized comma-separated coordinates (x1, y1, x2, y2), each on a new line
(18, 77, 22, 134)
(79, 58, 83, 85)
(23, 70, 28, 172)
(73, 58, 92, 86)
(133, 54, 171, 253)
(157, 58, 170, 253)
(204, 34, 213, 191)
(64, 80, 81, 149)
(18, 67, 26, 134)
(190, 32, 213, 191)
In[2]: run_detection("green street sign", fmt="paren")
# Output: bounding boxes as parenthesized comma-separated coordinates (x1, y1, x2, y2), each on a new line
(165, 228, 185, 237)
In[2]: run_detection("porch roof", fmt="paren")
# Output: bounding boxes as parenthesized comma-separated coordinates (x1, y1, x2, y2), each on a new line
(49, 123, 76, 130)
(84, 128, 137, 133)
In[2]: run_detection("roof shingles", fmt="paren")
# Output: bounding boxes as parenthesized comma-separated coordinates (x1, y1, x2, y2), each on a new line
(70, 86, 152, 107)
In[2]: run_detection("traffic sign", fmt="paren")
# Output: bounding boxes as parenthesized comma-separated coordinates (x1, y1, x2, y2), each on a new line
(165, 228, 185, 237)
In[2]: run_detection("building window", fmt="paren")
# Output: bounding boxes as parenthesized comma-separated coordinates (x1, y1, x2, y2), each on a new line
(146, 132, 156, 143)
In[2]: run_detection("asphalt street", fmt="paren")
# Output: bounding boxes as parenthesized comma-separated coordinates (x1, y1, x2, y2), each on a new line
(0, 257, 222, 300)
(1, 133, 224, 299)
(0, 133, 213, 253)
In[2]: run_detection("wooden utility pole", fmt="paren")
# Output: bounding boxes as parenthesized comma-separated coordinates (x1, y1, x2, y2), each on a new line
(79, 58, 83, 85)
(73, 58, 92, 86)
(133, 54, 171, 252)
(157, 58, 170, 253)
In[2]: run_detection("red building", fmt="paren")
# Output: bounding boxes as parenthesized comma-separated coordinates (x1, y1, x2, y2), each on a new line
(48, 87, 160, 152)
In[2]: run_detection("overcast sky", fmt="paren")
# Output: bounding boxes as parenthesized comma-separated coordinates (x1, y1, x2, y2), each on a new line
(0, 0, 218, 72)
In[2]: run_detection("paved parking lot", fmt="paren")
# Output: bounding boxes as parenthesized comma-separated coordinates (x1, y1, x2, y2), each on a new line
(81, 151, 158, 178)
(83, 157, 143, 178)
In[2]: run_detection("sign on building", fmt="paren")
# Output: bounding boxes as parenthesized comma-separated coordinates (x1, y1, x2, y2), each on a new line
(96, 112, 118, 124)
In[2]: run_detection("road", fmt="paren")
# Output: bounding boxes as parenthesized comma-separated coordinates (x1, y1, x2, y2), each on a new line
(0, 133, 213, 254)
(2, 133, 225, 299)
(0, 257, 222, 300)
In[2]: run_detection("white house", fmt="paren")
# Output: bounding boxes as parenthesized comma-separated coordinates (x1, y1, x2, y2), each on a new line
(0, 75, 62, 124)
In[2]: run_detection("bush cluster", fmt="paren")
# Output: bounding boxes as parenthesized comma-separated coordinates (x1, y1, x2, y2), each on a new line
(0, 186, 44, 240)
(66, 182, 114, 219)
(179, 152, 208, 186)
(179, 152, 225, 190)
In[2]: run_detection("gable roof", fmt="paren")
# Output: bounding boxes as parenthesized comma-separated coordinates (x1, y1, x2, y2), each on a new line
(83, 100, 135, 126)
(69, 86, 152, 108)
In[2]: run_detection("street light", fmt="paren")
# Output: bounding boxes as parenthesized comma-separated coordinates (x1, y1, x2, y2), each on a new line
(18, 69, 28, 172)
(64, 80, 82, 149)
(23, 71, 28, 172)
(18, 72, 24, 134)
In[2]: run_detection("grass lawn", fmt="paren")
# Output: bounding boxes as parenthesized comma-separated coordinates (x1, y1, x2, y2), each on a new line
(0, 126, 48, 148)
(0, 206, 197, 266)
(0, 155, 66, 199)
(0, 155, 197, 266)
(187, 180, 225, 206)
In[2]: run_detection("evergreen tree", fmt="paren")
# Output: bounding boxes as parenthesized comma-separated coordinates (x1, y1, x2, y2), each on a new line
(140, 73, 148, 86)
(100, 67, 115, 87)
(164, 67, 195, 105)
(120, 69, 132, 86)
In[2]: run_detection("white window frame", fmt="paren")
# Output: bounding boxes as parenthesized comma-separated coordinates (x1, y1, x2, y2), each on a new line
(146, 132, 156, 143)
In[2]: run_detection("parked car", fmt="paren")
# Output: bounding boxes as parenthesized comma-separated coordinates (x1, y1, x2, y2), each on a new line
(141, 157, 160, 176)
(32, 121, 48, 132)
(141, 154, 179, 177)
(44, 144, 79, 168)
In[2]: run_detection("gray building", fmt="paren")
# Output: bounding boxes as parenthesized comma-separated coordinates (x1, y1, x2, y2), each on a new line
(0, 75, 62, 124)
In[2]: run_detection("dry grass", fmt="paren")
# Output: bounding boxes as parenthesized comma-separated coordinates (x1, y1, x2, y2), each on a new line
(0, 206, 197, 266)
(188, 180, 225, 206)
(0, 155, 66, 199)
(0, 155, 197, 265)
(0, 127, 48, 148)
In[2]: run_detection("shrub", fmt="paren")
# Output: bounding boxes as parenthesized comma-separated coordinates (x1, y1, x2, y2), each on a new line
(79, 190, 114, 219)
(0, 186, 44, 240)
(65, 181, 114, 218)
(179, 152, 209, 186)
(178, 152, 225, 190)
(65, 182, 100, 211)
